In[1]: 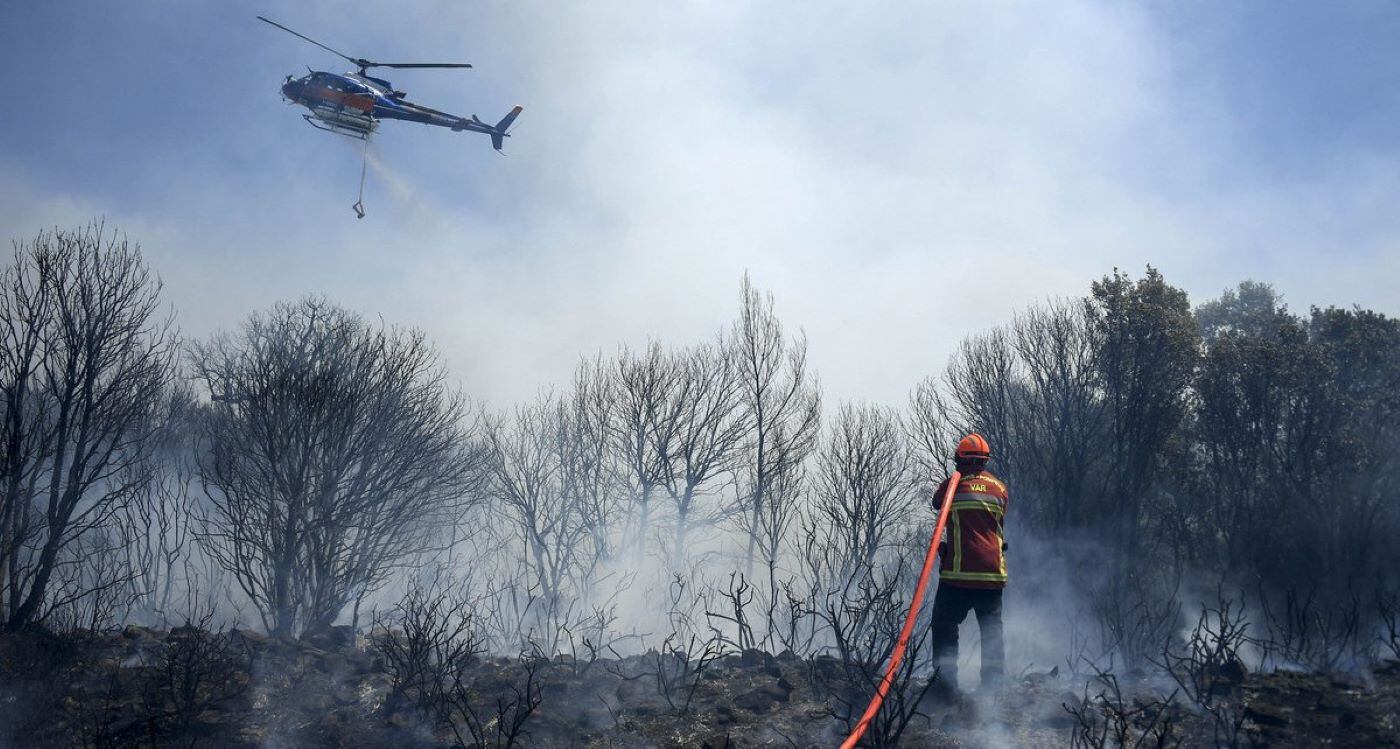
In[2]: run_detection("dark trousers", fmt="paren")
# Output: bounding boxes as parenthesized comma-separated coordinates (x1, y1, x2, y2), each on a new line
(928, 583, 1004, 689)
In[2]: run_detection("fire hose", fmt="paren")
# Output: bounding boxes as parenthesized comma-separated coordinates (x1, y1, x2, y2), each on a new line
(838, 470, 962, 749)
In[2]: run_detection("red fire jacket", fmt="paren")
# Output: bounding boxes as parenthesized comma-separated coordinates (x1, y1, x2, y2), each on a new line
(936, 469, 1009, 589)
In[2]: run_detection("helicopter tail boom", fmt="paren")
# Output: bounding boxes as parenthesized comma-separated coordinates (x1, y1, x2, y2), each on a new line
(445, 105, 524, 148)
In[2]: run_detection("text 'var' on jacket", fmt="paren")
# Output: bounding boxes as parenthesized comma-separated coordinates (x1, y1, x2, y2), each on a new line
(937, 469, 1008, 589)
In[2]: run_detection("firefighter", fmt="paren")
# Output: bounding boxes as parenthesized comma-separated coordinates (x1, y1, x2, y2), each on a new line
(929, 432, 1009, 694)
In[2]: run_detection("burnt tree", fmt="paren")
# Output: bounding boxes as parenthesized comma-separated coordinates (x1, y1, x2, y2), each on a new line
(0, 224, 177, 629)
(192, 298, 479, 636)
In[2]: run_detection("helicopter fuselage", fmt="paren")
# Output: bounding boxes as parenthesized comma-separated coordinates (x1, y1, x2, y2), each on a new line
(280, 70, 518, 146)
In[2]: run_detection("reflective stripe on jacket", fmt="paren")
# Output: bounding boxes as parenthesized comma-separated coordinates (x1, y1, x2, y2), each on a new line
(937, 470, 1009, 589)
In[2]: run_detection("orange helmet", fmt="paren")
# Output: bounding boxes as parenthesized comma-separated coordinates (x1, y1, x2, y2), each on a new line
(955, 433, 991, 462)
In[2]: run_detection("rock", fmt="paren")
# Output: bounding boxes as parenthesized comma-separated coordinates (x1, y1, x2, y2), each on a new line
(169, 621, 201, 638)
(810, 654, 843, 678)
(733, 682, 790, 714)
(121, 625, 158, 641)
(761, 654, 782, 678)
(1244, 705, 1289, 728)
(330, 678, 363, 707)
(699, 732, 735, 749)
(303, 624, 355, 652)
(229, 628, 268, 650)
(345, 650, 378, 675)
(362, 672, 393, 691)
(193, 709, 226, 729)
(319, 651, 350, 674)
(1216, 657, 1247, 685)
(300, 688, 335, 711)
(1328, 673, 1364, 691)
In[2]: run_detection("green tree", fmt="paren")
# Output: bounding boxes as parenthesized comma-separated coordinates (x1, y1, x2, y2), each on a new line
(1305, 306, 1400, 584)
(1192, 282, 1318, 581)
(1089, 267, 1199, 562)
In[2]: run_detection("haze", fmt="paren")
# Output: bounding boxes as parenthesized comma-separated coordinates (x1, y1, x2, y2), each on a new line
(2, 1, 1397, 405)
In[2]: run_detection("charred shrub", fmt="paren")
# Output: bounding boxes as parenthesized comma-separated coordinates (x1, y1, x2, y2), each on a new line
(1378, 587, 1400, 661)
(653, 575, 728, 716)
(645, 631, 727, 717)
(1064, 660, 1184, 749)
(374, 584, 487, 722)
(809, 561, 933, 749)
(374, 583, 545, 747)
(1090, 569, 1183, 673)
(146, 620, 250, 734)
(605, 575, 730, 717)
(64, 621, 248, 747)
(457, 655, 545, 749)
(1255, 585, 1370, 672)
(1151, 590, 1248, 748)
(0, 628, 91, 745)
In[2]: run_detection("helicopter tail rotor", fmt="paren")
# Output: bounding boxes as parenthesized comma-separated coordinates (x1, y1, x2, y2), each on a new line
(490, 106, 523, 151)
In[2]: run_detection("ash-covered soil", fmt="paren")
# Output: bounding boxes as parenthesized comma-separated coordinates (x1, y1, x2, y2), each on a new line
(1, 626, 1396, 747)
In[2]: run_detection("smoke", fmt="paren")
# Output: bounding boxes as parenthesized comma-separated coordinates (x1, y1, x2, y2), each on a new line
(359, 143, 420, 212)
(325, 137, 425, 222)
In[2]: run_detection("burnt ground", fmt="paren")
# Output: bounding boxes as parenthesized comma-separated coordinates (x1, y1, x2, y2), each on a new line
(0, 627, 1396, 747)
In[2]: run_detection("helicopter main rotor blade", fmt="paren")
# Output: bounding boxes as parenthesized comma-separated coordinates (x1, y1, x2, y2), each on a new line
(373, 62, 473, 69)
(259, 16, 473, 72)
(257, 16, 357, 65)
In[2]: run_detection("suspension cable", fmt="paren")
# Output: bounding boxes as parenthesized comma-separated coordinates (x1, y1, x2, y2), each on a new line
(352, 136, 369, 219)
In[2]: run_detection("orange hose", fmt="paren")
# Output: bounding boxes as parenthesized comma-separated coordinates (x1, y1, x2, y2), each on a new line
(838, 470, 961, 749)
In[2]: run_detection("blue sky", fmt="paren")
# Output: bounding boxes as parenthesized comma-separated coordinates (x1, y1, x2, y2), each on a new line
(2, 1, 1398, 407)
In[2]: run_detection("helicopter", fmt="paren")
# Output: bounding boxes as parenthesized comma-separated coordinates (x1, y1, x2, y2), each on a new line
(259, 16, 521, 149)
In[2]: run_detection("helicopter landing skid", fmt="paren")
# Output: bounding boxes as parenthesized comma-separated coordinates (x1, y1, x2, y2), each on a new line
(302, 114, 375, 140)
